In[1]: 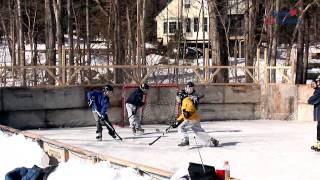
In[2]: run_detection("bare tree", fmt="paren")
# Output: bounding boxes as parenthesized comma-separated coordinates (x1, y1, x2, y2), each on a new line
(208, 0, 229, 83)
(67, 0, 75, 84)
(269, 0, 279, 83)
(296, 0, 305, 84)
(113, 0, 125, 83)
(0, 1, 16, 66)
(17, 0, 26, 85)
(45, 0, 56, 85)
(244, 0, 257, 83)
(24, 1, 39, 85)
(86, 0, 92, 83)
(52, 0, 63, 83)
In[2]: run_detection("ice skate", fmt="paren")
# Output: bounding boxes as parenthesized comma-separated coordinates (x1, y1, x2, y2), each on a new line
(311, 142, 320, 152)
(132, 127, 137, 135)
(209, 138, 219, 147)
(178, 140, 189, 147)
(96, 132, 102, 141)
(136, 127, 145, 133)
(109, 131, 117, 139)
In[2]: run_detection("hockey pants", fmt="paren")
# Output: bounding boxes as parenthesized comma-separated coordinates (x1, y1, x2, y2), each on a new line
(318, 121, 320, 141)
(178, 120, 213, 145)
(125, 103, 141, 129)
(92, 112, 115, 137)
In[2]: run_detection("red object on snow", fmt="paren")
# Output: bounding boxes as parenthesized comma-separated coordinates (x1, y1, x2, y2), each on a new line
(216, 169, 225, 180)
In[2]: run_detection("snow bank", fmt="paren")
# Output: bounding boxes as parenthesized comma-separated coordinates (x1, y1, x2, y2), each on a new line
(0, 131, 152, 180)
(0, 132, 49, 177)
(49, 160, 149, 180)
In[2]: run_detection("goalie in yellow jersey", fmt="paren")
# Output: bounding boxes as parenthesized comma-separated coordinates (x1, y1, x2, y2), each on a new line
(171, 90, 219, 147)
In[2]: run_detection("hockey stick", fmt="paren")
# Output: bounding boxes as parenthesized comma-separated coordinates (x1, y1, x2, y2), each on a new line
(91, 106, 123, 141)
(148, 124, 172, 145)
(149, 91, 179, 145)
(100, 118, 123, 141)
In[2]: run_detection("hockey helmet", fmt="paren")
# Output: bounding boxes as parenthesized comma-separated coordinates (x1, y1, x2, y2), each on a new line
(316, 75, 320, 82)
(176, 90, 188, 103)
(186, 81, 195, 87)
(103, 84, 113, 95)
(140, 83, 149, 92)
(185, 82, 195, 94)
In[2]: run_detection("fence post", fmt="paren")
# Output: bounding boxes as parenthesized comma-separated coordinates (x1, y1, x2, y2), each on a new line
(62, 45, 66, 85)
(256, 48, 260, 82)
(264, 48, 268, 85)
(205, 48, 209, 82)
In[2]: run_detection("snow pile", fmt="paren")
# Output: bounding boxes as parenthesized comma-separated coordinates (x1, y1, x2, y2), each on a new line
(0, 132, 49, 177)
(0, 131, 152, 180)
(49, 160, 150, 180)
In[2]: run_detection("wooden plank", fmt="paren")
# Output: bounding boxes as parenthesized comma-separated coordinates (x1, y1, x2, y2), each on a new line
(43, 142, 69, 162)
(66, 67, 82, 85)
(244, 68, 258, 84)
(141, 67, 157, 84)
(45, 68, 62, 85)
(192, 68, 205, 82)
(209, 68, 221, 83)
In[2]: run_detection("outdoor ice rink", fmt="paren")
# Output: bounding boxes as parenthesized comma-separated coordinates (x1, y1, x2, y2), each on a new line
(28, 120, 320, 180)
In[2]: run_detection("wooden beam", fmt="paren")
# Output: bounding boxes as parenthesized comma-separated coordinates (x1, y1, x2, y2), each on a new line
(45, 68, 62, 85)
(0, 124, 174, 179)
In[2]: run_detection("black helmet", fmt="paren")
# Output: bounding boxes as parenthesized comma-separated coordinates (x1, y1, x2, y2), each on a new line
(186, 82, 195, 87)
(103, 84, 113, 92)
(140, 83, 149, 91)
(316, 75, 320, 82)
(177, 90, 188, 100)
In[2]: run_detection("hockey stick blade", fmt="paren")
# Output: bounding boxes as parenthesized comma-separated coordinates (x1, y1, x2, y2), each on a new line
(148, 125, 172, 145)
(149, 136, 162, 145)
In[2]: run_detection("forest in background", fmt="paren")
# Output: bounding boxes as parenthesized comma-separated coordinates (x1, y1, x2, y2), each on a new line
(0, 0, 320, 86)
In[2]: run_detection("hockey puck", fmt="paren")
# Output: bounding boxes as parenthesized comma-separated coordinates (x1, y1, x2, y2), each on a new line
(155, 128, 160, 132)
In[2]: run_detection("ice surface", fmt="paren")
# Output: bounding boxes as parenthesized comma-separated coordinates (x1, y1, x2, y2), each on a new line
(27, 120, 320, 180)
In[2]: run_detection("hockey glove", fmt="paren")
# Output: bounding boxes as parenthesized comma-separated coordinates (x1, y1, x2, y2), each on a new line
(171, 120, 183, 129)
(131, 106, 137, 115)
(138, 101, 145, 107)
(99, 114, 106, 121)
(183, 110, 192, 119)
(88, 99, 94, 107)
(108, 129, 116, 139)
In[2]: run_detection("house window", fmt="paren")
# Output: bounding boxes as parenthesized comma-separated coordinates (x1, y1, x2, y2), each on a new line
(178, 22, 182, 31)
(203, 17, 208, 32)
(163, 22, 168, 34)
(194, 18, 199, 32)
(186, 18, 191, 32)
(169, 22, 177, 33)
(184, 0, 191, 8)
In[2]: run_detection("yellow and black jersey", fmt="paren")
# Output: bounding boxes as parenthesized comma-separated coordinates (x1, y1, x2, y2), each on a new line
(177, 97, 199, 121)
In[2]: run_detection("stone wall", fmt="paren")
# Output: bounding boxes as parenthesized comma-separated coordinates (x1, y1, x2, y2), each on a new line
(264, 84, 314, 121)
(0, 85, 261, 129)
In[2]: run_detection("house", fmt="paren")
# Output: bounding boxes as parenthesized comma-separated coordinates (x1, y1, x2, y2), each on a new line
(155, 0, 246, 47)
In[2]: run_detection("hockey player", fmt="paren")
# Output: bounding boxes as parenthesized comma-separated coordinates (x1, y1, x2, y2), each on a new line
(171, 90, 219, 147)
(308, 77, 320, 151)
(126, 83, 149, 134)
(87, 85, 116, 141)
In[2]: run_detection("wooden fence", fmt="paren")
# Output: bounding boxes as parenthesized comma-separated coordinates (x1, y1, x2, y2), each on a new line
(0, 48, 293, 87)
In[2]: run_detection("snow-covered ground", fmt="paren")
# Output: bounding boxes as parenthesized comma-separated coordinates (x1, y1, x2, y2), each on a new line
(0, 131, 151, 180)
(22, 120, 320, 180)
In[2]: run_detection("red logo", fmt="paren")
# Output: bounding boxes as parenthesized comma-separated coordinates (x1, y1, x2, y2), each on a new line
(289, 8, 297, 16)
